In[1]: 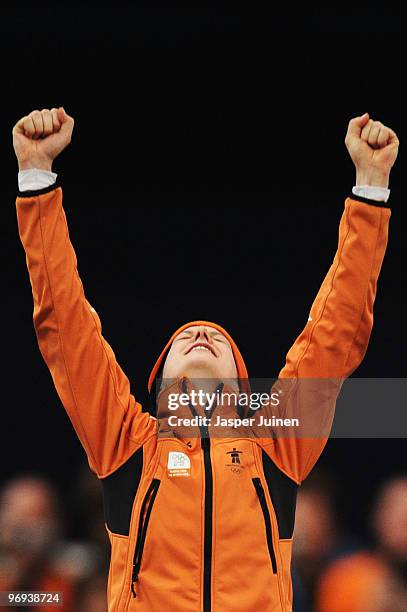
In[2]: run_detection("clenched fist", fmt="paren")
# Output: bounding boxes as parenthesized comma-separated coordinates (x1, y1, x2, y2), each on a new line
(345, 113, 399, 188)
(12, 107, 75, 171)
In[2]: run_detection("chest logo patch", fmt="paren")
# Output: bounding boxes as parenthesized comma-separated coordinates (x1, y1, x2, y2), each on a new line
(167, 451, 191, 477)
(225, 447, 244, 474)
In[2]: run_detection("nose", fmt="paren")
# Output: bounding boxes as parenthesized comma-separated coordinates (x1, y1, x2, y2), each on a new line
(194, 326, 212, 344)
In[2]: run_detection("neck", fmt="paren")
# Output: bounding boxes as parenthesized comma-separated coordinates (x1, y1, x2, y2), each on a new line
(160, 370, 239, 397)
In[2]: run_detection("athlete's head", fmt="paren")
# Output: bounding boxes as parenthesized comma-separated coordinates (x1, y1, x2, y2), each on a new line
(0, 475, 60, 556)
(162, 325, 237, 380)
(372, 475, 407, 561)
(147, 321, 249, 395)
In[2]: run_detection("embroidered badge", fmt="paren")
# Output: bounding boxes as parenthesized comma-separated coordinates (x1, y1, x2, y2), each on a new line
(167, 451, 191, 477)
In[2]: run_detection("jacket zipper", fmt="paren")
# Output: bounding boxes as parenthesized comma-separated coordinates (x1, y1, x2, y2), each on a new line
(252, 477, 277, 574)
(131, 478, 161, 598)
(183, 381, 223, 612)
(201, 435, 213, 612)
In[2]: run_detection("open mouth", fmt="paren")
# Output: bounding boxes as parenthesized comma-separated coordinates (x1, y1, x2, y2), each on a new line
(185, 342, 216, 357)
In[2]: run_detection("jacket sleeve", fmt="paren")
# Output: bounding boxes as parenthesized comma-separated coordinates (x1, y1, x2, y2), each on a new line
(16, 184, 157, 478)
(257, 196, 391, 483)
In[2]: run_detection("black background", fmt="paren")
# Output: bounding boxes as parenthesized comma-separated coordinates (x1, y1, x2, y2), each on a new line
(2, 3, 406, 539)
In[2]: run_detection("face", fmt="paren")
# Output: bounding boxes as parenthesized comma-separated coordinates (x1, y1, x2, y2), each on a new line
(162, 325, 238, 382)
(373, 478, 407, 560)
(293, 490, 335, 561)
(0, 479, 59, 555)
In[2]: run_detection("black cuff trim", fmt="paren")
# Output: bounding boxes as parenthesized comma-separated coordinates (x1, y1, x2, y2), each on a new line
(349, 193, 390, 208)
(17, 181, 61, 198)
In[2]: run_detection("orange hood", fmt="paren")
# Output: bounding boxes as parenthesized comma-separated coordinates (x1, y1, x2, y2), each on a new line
(148, 320, 249, 394)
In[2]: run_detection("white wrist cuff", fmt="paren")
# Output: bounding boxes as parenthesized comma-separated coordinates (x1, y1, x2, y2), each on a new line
(18, 169, 58, 192)
(352, 184, 390, 203)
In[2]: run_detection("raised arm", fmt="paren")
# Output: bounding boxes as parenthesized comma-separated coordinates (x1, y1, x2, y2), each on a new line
(13, 108, 157, 478)
(257, 113, 399, 482)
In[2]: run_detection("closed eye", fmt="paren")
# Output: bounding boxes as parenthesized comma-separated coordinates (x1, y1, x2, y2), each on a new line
(173, 333, 192, 343)
(213, 335, 230, 347)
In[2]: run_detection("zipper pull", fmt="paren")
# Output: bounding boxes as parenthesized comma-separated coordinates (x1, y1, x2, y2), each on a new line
(131, 571, 139, 598)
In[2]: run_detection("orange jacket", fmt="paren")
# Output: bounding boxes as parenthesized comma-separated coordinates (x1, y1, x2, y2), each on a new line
(16, 184, 390, 611)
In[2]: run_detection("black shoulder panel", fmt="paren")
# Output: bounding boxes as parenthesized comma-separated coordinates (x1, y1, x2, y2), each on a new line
(100, 447, 144, 536)
(261, 449, 298, 539)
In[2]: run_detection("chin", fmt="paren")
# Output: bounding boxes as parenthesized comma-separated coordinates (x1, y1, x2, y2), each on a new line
(181, 355, 219, 379)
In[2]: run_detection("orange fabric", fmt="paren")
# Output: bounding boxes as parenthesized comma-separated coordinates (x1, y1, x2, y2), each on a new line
(148, 320, 249, 393)
(264, 198, 391, 482)
(315, 552, 389, 612)
(16, 186, 391, 612)
(15, 187, 157, 478)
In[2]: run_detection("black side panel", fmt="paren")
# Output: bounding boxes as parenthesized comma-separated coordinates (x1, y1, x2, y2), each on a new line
(261, 449, 298, 539)
(100, 448, 144, 535)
